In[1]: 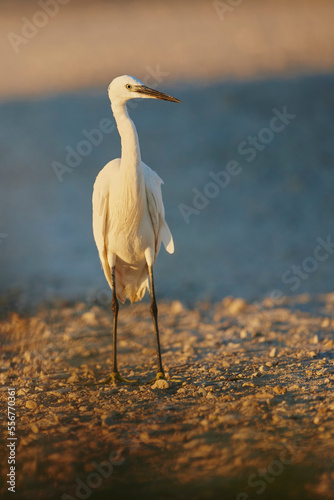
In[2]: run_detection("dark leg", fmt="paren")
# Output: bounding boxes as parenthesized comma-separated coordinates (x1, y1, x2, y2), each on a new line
(100, 267, 137, 385)
(111, 266, 119, 375)
(149, 265, 164, 377)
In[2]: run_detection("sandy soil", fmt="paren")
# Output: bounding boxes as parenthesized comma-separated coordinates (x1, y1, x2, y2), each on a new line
(1, 293, 334, 499)
(1, 0, 334, 98)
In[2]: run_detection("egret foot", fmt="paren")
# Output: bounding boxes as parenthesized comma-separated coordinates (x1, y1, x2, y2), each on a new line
(145, 371, 182, 385)
(145, 371, 165, 385)
(100, 372, 138, 385)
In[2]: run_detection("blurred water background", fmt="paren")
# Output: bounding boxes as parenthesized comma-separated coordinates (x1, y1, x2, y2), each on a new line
(1, 0, 334, 307)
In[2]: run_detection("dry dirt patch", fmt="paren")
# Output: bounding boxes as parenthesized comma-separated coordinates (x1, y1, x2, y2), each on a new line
(1, 294, 334, 499)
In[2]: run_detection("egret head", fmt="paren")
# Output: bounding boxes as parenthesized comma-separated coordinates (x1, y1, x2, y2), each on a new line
(108, 75, 181, 105)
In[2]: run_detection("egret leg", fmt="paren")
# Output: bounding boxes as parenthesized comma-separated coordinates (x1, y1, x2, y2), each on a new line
(145, 265, 166, 383)
(101, 267, 137, 385)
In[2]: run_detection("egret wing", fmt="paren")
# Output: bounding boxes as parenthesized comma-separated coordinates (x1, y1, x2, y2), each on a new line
(92, 160, 120, 290)
(142, 162, 174, 255)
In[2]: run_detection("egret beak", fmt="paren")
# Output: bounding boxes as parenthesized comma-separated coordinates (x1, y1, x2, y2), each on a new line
(135, 85, 181, 103)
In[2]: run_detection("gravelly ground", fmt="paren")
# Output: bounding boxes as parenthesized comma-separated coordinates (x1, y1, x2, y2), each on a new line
(1, 293, 334, 500)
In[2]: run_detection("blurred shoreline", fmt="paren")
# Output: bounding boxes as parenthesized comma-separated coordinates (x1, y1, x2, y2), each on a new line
(2, 0, 334, 99)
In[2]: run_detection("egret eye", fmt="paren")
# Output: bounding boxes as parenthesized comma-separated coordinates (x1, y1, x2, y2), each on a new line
(126, 84, 132, 90)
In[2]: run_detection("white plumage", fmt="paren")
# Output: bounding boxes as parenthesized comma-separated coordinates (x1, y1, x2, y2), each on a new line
(93, 159, 174, 303)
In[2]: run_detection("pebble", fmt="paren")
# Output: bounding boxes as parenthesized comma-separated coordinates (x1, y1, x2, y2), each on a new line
(67, 374, 80, 384)
(59, 426, 70, 433)
(240, 329, 249, 339)
(81, 311, 97, 325)
(321, 318, 330, 328)
(170, 300, 185, 314)
(17, 389, 28, 396)
(206, 392, 215, 399)
(26, 400, 37, 410)
(24, 352, 32, 362)
(42, 329, 52, 339)
(151, 379, 169, 390)
(225, 298, 247, 315)
(273, 386, 287, 395)
(312, 334, 319, 344)
(269, 347, 277, 358)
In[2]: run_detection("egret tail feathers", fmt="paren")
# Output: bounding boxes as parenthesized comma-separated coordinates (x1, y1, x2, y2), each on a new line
(116, 266, 149, 303)
(160, 219, 174, 254)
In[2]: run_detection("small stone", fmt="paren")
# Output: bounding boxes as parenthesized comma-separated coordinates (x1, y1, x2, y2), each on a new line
(197, 387, 207, 397)
(206, 392, 215, 399)
(59, 426, 70, 433)
(312, 334, 319, 344)
(224, 297, 247, 315)
(26, 400, 37, 410)
(30, 423, 39, 433)
(170, 300, 185, 314)
(151, 379, 169, 390)
(67, 374, 80, 384)
(321, 318, 330, 328)
(273, 386, 287, 395)
(42, 329, 52, 339)
(313, 416, 320, 425)
(24, 352, 31, 363)
(269, 347, 277, 358)
(81, 311, 97, 325)
(240, 329, 248, 339)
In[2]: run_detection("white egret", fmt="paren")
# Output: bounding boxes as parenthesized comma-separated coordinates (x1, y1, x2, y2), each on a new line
(92, 75, 180, 384)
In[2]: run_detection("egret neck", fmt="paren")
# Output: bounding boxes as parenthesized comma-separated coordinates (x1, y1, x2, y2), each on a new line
(111, 99, 145, 208)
